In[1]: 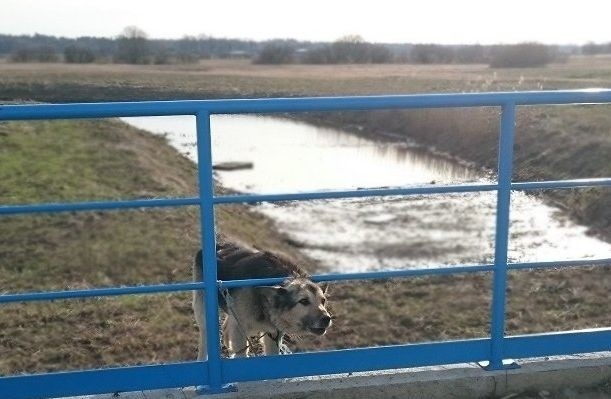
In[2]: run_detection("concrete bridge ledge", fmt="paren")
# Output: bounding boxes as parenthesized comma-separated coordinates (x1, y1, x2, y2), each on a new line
(68, 352, 611, 399)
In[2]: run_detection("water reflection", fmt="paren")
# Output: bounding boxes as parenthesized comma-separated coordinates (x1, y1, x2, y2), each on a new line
(122, 115, 610, 272)
(209, 115, 478, 193)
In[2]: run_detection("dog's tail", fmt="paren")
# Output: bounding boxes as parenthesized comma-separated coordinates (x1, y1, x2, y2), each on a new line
(193, 240, 231, 311)
(193, 249, 204, 282)
(193, 234, 233, 282)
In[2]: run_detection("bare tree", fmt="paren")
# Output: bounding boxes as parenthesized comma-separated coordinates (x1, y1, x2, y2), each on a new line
(489, 43, 555, 68)
(177, 35, 199, 63)
(64, 45, 95, 63)
(304, 35, 391, 64)
(410, 44, 454, 64)
(10, 45, 59, 62)
(115, 26, 150, 64)
(254, 44, 294, 64)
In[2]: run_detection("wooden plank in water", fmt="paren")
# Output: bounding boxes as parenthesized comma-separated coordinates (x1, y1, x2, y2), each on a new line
(212, 162, 253, 171)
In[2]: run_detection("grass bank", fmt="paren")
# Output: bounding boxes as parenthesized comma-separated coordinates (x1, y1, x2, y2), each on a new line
(0, 118, 306, 373)
(1, 118, 608, 375)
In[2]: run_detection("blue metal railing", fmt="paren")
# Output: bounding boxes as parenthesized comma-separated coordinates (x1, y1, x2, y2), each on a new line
(0, 89, 610, 398)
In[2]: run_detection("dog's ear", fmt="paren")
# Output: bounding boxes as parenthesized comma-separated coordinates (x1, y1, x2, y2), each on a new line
(256, 285, 287, 299)
(321, 283, 329, 295)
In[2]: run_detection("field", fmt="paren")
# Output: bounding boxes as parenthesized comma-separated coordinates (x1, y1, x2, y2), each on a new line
(1, 56, 611, 101)
(0, 58, 609, 377)
(1, 56, 610, 236)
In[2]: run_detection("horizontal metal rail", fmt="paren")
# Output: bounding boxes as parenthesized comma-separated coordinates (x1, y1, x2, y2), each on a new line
(2, 328, 608, 399)
(3, 258, 609, 304)
(0, 183, 498, 216)
(1, 89, 610, 398)
(0, 282, 206, 304)
(1, 177, 609, 216)
(220, 258, 611, 288)
(511, 177, 611, 191)
(1, 89, 611, 120)
(224, 328, 611, 382)
(506, 258, 611, 271)
(0, 361, 208, 399)
(0, 196, 201, 215)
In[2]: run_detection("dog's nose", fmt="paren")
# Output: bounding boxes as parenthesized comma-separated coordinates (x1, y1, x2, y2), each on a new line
(320, 315, 332, 328)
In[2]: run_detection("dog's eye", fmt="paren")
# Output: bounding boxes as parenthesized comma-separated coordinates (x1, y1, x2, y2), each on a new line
(321, 298, 326, 305)
(299, 298, 310, 306)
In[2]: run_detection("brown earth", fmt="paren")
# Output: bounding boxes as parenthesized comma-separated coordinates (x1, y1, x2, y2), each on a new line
(0, 60, 608, 390)
(0, 57, 609, 238)
(0, 118, 608, 376)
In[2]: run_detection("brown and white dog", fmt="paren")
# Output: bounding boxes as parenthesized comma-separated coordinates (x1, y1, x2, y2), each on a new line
(192, 238, 332, 359)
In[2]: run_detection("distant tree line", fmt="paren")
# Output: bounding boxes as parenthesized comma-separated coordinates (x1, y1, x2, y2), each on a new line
(256, 41, 568, 67)
(488, 43, 557, 68)
(1, 30, 608, 68)
(0, 29, 266, 64)
(302, 35, 393, 64)
(581, 42, 611, 55)
(254, 35, 393, 64)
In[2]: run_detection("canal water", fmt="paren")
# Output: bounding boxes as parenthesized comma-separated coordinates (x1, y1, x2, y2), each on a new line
(122, 115, 610, 273)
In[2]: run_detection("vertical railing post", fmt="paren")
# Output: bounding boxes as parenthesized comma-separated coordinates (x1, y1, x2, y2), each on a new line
(195, 111, 228, 392)
(485, 102, 519, 370)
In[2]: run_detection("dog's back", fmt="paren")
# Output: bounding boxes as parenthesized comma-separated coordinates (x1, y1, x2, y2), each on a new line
(192, 239, 308, 309)
(193, 239, 308, 282)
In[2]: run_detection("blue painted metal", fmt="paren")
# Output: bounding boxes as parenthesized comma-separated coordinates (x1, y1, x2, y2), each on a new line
(0, 362, 207, 399)
(217, 258, 611, 289)
(1, 89, 611, 120)
(212, 182, 498, 204)
(223, 337, 491, 382)
(0, 329, 607, 399)
(219, 264, 496, 289)
(1, 176, 609, 216)
(488, 103, 517, 370)
(0, 196, 200, 215)
(507, 258, 611, 271)
(511, 177, 611, 191)
(3, 258, 607, 305)
(221, 329, 611, 383)
(0, 89, 610, 399)
(505, 328, 611, 358)
(195, 111, 229, 393)
(0, 281, 206, 304)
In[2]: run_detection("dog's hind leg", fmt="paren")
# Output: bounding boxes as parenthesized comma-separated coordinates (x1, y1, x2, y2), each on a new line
(224, 315, 249, 357)
(192, 251, 208, 361)
(192, 290, 207, 361)
(221, 316, 230, 349)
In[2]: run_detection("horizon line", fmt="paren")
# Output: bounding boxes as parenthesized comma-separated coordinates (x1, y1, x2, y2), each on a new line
(0, 31, 606, 47)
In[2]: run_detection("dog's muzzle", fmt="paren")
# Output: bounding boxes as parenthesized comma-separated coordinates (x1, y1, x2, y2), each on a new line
(309, 315, 332, 335)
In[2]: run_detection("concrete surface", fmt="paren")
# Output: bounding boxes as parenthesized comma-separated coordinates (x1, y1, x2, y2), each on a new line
(66, 352, 611, 399)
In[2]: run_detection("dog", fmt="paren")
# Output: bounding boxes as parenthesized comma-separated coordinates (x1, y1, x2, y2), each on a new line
(192, 238, 332, 359)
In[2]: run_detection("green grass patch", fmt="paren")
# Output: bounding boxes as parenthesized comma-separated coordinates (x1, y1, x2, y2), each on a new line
(0, 118, 320, 374)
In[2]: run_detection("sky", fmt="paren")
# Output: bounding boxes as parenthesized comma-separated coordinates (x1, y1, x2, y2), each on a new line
(1, 0, 610, 45)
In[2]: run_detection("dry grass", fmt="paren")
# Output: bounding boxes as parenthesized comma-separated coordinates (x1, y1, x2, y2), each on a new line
(1, 58, 609, 237)
(0, 119, 306, 374)
(1, 119, 608, 375)
(2, 56, 611, 103)
(0, 58, 609, 375)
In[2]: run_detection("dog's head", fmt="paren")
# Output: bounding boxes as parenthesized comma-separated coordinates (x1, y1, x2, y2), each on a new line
(259, 278, 332, 336)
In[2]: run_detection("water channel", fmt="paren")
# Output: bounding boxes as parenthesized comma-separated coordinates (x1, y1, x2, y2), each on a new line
(122, 115, 610, 273)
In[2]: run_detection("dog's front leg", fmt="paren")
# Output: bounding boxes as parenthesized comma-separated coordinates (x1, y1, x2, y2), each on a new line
(261, 332, 284, 355)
